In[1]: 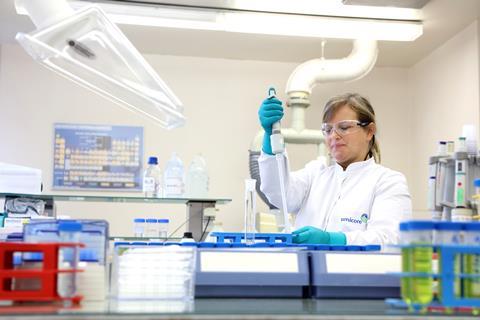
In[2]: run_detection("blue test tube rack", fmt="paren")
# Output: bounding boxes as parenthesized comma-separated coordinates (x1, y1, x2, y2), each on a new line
(210, 232, 292, 244)
(389, 244, 480, 311)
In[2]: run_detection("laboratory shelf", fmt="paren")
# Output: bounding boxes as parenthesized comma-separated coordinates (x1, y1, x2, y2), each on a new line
(0, 193, 231, 204)
(0, 193, 231, 242)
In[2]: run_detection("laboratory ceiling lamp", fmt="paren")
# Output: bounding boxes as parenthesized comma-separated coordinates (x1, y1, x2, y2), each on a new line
(68, 1, 423, 42)
(15, 0, 186, 129)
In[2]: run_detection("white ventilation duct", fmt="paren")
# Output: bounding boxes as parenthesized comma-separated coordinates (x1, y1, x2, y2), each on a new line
(249, 39, 378, 208)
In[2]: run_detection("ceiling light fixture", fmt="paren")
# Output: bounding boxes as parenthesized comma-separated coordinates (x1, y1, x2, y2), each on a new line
(58, 1, 424, 41)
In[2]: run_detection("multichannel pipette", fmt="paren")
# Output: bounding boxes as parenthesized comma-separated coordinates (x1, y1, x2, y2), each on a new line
(267, 87, 291, 233)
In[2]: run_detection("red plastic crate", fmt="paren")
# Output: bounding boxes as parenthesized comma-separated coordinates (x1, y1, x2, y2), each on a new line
(0, 242, 83, 304)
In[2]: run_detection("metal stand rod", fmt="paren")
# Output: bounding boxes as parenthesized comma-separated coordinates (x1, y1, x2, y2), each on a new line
(186, 201, 216, 241)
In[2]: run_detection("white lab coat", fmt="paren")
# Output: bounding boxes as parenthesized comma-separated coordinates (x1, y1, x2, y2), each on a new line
(258, 152, 412, 245)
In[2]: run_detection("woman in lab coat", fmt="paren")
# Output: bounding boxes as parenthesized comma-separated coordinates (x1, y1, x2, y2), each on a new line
(258, 93, 412, 246)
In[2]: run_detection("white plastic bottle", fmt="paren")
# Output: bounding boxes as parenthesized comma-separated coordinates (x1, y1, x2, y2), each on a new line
(186, 154, 209, 198)
(143, 156, 162, 197)
(163, 152, 185, 197)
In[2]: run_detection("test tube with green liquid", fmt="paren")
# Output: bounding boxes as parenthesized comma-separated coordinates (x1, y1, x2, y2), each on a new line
(400, 222, 412, 305)
(434, 222, 462, 300)
(405, 221, 434, 306)
(463, 223, 480, 298)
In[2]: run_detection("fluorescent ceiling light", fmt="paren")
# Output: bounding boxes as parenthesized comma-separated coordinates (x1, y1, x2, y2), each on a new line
(228, 0, 422, 20)
(66, 1, 425, 41)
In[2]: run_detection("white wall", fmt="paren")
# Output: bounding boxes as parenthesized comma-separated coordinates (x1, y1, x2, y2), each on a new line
(0, 43, 411, 236)
(408, 21, 480, 218)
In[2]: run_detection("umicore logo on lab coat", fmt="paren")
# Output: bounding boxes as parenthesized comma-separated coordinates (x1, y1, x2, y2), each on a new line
(341, 213, 369, 225)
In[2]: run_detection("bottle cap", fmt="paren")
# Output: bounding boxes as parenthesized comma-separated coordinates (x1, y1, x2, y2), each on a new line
(58, 221, 82, 232)
(148, 156, 158, 165)
(474, 179, 480, 187)
(146, 218, 157, 223)
(183, 232, 194, 239)
(134, 218, 146, 223)
(158, 219, 169, 223)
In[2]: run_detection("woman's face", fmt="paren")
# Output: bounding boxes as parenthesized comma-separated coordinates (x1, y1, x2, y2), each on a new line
(324, 105, 375, 169)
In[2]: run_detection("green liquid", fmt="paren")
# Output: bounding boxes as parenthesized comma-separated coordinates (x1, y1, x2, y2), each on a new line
(401, 248, 412, 305)
(412, 247, 433, 305)
(402, 247, 433, 305)
(464, 254, 480, 298)
(438, 252, 461, 301)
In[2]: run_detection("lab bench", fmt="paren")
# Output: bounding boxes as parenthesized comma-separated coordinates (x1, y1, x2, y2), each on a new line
(0, 298, 474, 319)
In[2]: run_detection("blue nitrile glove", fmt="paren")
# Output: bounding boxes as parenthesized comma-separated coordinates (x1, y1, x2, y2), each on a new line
(258, 97, 283, 155)
(292, 226, 346, 245)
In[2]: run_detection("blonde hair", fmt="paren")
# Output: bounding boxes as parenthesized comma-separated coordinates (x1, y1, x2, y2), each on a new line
(322, 93, 380, 163)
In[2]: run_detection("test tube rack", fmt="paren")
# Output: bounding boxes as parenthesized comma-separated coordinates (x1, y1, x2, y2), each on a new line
(389, 244, 480, 312)
(0, 242, 84, 304)
(210, 232, 293, 244)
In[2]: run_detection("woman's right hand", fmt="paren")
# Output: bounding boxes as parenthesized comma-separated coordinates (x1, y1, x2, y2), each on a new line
(258, 97, 284, 134)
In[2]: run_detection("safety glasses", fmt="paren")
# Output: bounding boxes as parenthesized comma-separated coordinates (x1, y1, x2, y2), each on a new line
(321, 120, 370, 137)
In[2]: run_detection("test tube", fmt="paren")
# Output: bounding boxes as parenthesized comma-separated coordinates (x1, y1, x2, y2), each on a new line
(244, 179, 257, 245)
(407, 221, 434, 306)
(399, 222, 412, 306)
(57, 221, 82, 306)
(463, 223, 480, 298)
(434, 221, 463, 300)
(133, 218, 146, 237)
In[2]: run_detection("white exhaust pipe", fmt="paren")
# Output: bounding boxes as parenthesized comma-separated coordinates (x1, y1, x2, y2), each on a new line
(286, 39, 378, 95)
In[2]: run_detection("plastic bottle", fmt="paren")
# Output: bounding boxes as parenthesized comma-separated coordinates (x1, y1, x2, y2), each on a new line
(158, 219, 169, 239)
(437, 141, 447, 156)
(186, 154, 209, 198)
(133, 218, 146, 237)
(475, 179, 480, 196)
(163, 153, 185, 197)
(143, 156, 162, 198)
(447, 141, 455, 155)
(180, 232, 196, 243)
(462, 124, 477, 155)
(145, 218, 158, 238)
(57, 221, 82, 303)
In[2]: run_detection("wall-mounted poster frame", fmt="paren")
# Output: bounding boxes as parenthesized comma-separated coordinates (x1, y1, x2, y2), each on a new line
(53, 123, 143, 191)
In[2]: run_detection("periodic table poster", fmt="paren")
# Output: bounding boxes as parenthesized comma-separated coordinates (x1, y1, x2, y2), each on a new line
(53, 123, 143, 190)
